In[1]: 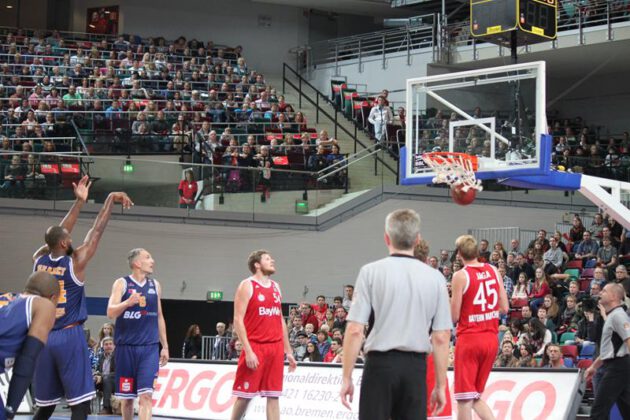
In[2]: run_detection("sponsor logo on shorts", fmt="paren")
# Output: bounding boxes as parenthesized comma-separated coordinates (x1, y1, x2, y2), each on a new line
(244, 382, 249, 390)
(120, 377, 134, 393)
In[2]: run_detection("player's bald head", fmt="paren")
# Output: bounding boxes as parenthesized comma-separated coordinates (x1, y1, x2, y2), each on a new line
(25, 271, 60, 299)
(604, 283, 626, 302)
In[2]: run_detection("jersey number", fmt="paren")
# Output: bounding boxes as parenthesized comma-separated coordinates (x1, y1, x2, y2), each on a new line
(472, 279, 498, 311)
(58, 280, 67, 304)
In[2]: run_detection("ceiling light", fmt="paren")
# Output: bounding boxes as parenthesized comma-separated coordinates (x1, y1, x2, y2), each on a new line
(6, 5, 14, 8)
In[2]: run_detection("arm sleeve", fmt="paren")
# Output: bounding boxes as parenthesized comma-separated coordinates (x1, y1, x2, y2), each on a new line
(346, 266, 372, 324)
(611, 310, 630, 341)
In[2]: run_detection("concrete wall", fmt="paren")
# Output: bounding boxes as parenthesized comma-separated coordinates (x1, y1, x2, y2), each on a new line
(0, 0, 49, 30)
(0, 197, 571, 303)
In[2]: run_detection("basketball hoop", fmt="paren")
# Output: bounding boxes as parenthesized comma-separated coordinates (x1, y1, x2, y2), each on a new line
(421, 152, 483, 192)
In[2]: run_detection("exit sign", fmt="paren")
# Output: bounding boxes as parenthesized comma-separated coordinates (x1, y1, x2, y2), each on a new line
(207, 291, 223, 302)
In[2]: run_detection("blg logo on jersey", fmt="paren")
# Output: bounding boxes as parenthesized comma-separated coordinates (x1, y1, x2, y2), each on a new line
(120, 377, 134, 393)
(123, 310, 147, 319)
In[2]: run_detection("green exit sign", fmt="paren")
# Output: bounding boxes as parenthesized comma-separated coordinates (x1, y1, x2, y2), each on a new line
(207, 291, 223, 302)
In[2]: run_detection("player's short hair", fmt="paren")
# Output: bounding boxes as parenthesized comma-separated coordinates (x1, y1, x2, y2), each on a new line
(247, 249, 270, 274)
(455, 235, 479, 260)
(385, 209, 421, 250)
(413, 239, 430, 263)
(25, 271, 60, 298)
(127, 248, 145, 268)
(45, 225, 67, 248)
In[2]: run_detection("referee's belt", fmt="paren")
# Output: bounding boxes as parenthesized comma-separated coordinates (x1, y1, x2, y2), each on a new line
(602, 354, 630, 364)
(368, 350, 426, 359)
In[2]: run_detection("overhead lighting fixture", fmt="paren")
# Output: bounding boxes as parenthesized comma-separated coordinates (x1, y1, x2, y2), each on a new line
(88, 24, 96, 28)
(6, 5, 14, 8)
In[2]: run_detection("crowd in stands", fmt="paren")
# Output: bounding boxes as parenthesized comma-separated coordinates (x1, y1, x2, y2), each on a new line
(0, 28, 351, 200)
(179, 211, 630, 376)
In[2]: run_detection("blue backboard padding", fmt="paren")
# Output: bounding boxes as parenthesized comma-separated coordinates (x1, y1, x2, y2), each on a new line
(499, 172, 582, 191)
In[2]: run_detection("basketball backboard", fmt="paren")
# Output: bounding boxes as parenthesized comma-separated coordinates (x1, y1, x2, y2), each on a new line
(400, 61, 551, 185)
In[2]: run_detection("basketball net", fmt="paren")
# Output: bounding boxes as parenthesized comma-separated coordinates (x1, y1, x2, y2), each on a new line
(421, 152, 483, 192)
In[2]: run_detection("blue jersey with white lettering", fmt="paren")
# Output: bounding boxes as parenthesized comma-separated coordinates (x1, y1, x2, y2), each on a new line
(34, 254, 87, 330)
(115, 276, 159, 346)
(0, 295, 34, 373)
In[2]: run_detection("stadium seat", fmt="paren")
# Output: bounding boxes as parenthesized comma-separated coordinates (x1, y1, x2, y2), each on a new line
(579, 279, 591, 291)
(581, 268, 595, 279)
(578, 343, 596, 360)
(563, 358, 575, 368)
(563, 268, 581, 281)
(559, 332, 575, 344)
(561, 345, 578, 362)
(511, 297, 529, 308)
(566, 259, 583, 269)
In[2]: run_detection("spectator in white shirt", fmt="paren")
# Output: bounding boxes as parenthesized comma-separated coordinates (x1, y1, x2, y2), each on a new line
(367, 96, 393, 146)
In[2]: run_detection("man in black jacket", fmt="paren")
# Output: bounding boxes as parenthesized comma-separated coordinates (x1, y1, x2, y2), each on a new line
(94, 337, 116, 415)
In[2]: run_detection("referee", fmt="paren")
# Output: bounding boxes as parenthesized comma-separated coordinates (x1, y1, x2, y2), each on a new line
(585, 283, 630, 419)
(340, 209, 452, 419)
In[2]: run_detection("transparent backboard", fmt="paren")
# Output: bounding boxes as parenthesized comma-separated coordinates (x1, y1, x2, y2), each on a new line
(401, 61, 550, 185)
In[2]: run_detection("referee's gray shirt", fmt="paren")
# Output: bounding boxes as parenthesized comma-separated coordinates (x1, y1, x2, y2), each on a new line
(347, 254, 453, 353)
(600, 306, 630, 360)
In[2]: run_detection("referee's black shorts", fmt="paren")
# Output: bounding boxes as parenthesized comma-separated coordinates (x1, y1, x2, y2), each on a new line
(590, 355, 630, 420)
(360, 350, 427, 420)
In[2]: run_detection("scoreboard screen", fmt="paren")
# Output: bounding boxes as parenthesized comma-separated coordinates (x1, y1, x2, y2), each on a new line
(519, 0, 557, 38)
(471, 0, 557, 43)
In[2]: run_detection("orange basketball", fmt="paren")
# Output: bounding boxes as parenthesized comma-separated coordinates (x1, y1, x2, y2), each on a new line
(451, 185, 476, 205)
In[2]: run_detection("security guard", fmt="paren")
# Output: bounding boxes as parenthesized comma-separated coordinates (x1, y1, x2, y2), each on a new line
(585, 283, 630, 419)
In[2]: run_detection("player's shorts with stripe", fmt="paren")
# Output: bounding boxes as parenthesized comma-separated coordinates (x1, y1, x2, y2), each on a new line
(115, 344, 160, 398)
(232, 340, 284, 398)
(453, 332, 497, 401)
(33, 324, 95, 406)
(426, 353, 453, 419)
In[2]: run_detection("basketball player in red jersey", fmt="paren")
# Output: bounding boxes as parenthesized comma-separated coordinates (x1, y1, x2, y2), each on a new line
(230, 250, 297, 420)
(451, 235, 508, 420)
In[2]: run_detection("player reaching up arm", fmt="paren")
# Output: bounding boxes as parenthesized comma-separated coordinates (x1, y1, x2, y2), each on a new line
(31, 184, 133, 420)
(451, 235, 508, 420)
(1, 272, 59, 419)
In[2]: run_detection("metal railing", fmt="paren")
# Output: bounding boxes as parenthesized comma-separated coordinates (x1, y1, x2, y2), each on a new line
(200, 336, 233, 360)
(304, 14, 439, 72)
(282, 63, 398, 180)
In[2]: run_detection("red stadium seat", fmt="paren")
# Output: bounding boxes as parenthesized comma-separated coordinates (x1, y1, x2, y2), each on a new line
(566, 259, 583, 269)
(511, 298, 529, 308)
(561, 345, 578, 362)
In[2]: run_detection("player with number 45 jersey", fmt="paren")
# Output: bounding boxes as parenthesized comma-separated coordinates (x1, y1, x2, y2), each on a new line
(450, 235, 508, 420)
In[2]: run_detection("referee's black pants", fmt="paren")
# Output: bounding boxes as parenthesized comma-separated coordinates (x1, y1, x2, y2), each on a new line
(590, 356, 630, 419)
(360, 350, 427, 420)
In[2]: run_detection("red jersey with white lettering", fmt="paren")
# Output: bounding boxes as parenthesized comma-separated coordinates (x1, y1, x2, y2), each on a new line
(456, 263, 501, 336)
(243, 278, 283, 343)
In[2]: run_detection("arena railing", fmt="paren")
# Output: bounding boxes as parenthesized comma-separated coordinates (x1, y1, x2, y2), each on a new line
(199, 336, 233, 361)
(302, 14, 439, 72)
(0, 149, 360, 220)
(282, 63, 398, 181)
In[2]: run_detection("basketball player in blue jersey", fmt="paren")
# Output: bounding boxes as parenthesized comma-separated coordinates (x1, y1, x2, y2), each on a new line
(31, 175, 133, 420)
(107, 248, 169, 420)
(1, 272, 59, 419)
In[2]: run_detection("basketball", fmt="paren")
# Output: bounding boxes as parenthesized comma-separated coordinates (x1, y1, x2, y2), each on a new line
(451, 185, 476, 205)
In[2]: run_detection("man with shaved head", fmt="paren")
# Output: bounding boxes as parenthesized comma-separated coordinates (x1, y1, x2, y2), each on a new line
(31, 176, 133, 420)
(1, 272, 59, 419)
(585, 283, 630, 418)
